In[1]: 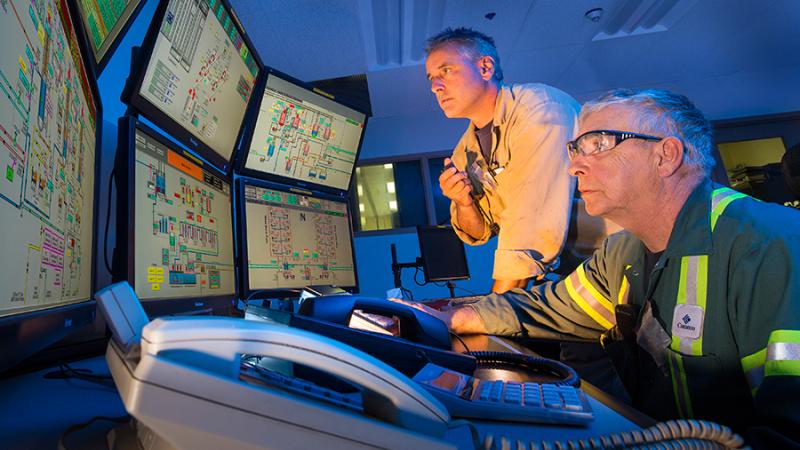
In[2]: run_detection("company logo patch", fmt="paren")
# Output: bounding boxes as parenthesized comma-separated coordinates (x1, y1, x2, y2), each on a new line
(672, 304, 704, 340)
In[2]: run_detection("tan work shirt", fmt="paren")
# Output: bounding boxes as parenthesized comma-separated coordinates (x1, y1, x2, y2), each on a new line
(449, 83, 580, 280)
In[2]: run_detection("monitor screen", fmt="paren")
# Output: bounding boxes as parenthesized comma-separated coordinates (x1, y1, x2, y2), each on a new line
(0, 0, 100, 371)
(237, 177, 358, 297)
(417, 226, 470, 283)
(238, 69, 367, 192)
(128, 0, 261, 172)
(71, 0, 145, 73)
(116, 117, 236, 316)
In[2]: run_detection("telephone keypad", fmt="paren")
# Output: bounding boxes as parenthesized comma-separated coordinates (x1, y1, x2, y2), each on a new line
(413, 362, 593, 425)
(473, 380, 583, 410)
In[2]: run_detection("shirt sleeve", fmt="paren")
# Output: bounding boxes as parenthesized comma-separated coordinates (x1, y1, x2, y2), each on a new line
(492, 100, 577, 280)
(734, 233, 800, 430)
(471, 236, 618, 340)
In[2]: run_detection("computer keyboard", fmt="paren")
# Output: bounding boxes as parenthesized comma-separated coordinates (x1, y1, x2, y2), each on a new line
(413, 363, 593, 425)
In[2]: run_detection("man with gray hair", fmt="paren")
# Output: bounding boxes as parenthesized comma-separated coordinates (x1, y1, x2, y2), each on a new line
(402, 89, 800, 444)
(426, 27, 580, 293)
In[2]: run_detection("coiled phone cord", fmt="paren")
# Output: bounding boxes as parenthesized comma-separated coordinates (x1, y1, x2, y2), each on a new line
(466, 351, 581, 387)
(483, 419, 748, 450)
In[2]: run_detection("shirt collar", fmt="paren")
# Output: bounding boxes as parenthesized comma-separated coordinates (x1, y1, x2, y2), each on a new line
(491, 84, 512, 127)
(662, 179, 717, 258)
(467, 83, 510, 131)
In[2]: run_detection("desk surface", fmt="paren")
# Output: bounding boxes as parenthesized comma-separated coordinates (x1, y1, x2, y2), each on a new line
(0, 332, 647, 450)
(0, 356, 126, 450)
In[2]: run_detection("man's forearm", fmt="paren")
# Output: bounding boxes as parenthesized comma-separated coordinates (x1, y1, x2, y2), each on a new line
(448, 305, 488, 335)
(492, 278, 530, 294)
(453, 202, 486, 240)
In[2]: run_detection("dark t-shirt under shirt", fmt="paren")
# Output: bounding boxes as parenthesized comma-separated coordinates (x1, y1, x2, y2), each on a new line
(475, 122, 493, 163)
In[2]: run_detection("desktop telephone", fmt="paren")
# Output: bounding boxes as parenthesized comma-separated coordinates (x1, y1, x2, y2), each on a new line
(95, 282, 598, 450)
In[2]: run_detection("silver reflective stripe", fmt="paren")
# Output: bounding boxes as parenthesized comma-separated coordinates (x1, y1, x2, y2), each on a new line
(684, 256, 698, 306)
(711, 188, 734, 212)
(767, 342, 800, 362)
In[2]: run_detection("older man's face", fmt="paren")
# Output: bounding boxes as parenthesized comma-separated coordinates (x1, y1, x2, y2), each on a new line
(568, 106, 659, 221)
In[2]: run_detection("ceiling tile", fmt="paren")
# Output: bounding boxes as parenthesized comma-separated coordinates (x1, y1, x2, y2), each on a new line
(230, 0, 368, 80)
(504, 44, 583, 86)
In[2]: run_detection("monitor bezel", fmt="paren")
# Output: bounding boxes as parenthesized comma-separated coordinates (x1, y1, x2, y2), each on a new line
(65, 0, 147, 76)
(0, 0, 103, 374)
(115, 115, 237, 317)
(123, 0, 264, 174)
(235, 176, 360, 300)
(233, 67, 369, 196)
(417, 225, 471, 283)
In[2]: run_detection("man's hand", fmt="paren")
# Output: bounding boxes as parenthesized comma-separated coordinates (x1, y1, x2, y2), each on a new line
(388, 297, 488, 335)
(439, 157, 473, 207)
(389, 297, 452, 326)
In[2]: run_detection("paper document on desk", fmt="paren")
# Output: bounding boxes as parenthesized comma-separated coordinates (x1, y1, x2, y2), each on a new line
(349, 310, 396, 336)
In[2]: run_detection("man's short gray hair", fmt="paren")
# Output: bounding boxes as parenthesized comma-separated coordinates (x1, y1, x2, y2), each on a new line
(581, 89, 716, 176)
(424, 27, 503, 82)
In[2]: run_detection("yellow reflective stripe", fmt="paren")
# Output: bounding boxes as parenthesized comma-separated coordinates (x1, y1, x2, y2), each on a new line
(617, 275, 629, 305)
(711, 189, 747, 231)
(741, 348, 767, 396)
(742, 348, 767, 372)
(769, 329, 800, 344)
(565, 273, 615, 330)
(668, 351, 694, 418)
(696, 256, 708, 310)
(692, 256, 708, 355)
(576, 264, 614, 314)
(766, 360, 800, 377)
(670, 334, 681, 352)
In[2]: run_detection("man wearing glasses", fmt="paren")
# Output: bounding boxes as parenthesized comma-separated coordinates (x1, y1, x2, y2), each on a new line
(426, 27, 580, 293)
(403, 89, 800, 445)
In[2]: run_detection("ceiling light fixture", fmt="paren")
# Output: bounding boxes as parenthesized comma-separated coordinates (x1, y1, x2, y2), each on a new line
(585, 8, 604, 23)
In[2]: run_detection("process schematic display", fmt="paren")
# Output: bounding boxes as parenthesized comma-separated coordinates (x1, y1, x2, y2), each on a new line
(0, 0, 97, 314)
(133, 128, 235, 299)
(244, 184, 356, 289)
(138, 0, 258, 161)
(244, 74, 366, 191)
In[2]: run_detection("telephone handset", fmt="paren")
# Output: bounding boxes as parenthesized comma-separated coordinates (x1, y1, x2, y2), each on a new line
(141, 317, 451, 435)
(95, 282, 456, 450)
(298, 295, 452, 350)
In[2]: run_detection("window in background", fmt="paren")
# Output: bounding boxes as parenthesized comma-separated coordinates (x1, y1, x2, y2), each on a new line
(426, 157, 452, 225)
(351, 161, 427, 231)
(718, 137, 793, 203)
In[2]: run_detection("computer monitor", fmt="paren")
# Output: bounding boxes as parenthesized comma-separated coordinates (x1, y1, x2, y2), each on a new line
(116, 116, 236, 317)
(236, 177, 358, 299)
(0, 0, 101, 372)
(417, 226, 470, 283)
(126, 0, 262, 173)
(68, 0, 147, 74)
(235, 68, 368, 193)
